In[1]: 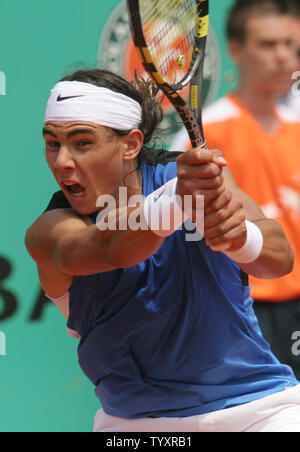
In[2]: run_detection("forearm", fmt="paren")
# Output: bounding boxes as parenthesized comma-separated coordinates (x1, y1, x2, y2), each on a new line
(239, 218, 294, 279)
(53, 206, 164, 275)
(221, 171, 294, 278)
(205, 168, 294, 279)
(26, 207, 164, 277)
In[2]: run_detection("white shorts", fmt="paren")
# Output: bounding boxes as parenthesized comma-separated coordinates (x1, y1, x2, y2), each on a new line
(94, 385, 300, 432)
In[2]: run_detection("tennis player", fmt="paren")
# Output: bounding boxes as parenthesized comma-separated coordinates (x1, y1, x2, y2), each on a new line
(26, 69, 300, 432)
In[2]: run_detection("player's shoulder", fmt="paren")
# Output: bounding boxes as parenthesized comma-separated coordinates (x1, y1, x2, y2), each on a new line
(25, 207, 88, 267)
(140, 147, 181, 165)
(203, 95, 242, 126)
(140, 147, 180, 189)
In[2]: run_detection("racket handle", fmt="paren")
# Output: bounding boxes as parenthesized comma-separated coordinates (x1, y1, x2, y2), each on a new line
(191, 137, 207, 150)
(201, 141, 208, 150)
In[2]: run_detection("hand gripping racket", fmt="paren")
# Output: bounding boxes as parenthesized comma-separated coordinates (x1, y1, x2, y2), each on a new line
(127, 0, 209, 150)
(127, 1, 234, 252)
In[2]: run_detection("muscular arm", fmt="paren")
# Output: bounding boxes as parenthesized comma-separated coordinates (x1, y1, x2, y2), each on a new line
(176, 149, 294, 280)
(27, 147, 294, 302)
(205, 168, 294, 279)
(25, 207, 165, 296)
(222, 168, 294, 279)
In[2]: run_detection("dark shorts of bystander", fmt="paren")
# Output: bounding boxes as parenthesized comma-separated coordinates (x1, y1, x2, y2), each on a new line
(254, 297, 300, 381)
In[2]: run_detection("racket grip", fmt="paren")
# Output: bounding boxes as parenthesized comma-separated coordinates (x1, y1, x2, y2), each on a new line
(201, 140, 208, 150)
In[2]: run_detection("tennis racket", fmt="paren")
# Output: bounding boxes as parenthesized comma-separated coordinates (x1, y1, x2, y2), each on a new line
(126, 0, 209, 150)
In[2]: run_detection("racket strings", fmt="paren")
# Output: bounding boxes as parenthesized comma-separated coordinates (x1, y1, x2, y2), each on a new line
(142, 0, 196, 52)
(140, 0, 198, 84)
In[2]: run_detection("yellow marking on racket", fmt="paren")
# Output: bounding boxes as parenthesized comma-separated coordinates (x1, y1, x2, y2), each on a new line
(191, 85, 198, 109)
(196, 14, 209, 38)
(136, 47, 145, 64)
(141, 47, 153, 64)
(152, 71, 166, 85)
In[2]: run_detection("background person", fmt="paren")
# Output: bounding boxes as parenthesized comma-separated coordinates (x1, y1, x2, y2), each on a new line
(25, 68, 300, 432)
(279, 0, 300, 117)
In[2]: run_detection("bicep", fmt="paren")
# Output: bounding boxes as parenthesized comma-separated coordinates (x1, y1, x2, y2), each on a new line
(26, 208, 119, 298)
(26, 209, 91, 296)
(25, 208, 94, 277)
(26, 209, 90, 263)
(26, 208, 125, 277)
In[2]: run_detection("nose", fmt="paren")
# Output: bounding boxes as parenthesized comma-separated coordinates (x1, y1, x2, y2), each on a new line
(276, 45, 286, 62)
(53, 146, 76, 171)
(276, 42, 293, 66)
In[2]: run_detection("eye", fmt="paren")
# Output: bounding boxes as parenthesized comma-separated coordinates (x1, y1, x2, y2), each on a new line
(76, 140, 93, 148)
(260, 41, 275, 49)
(46, 141, 60, 150)
(78, 140, 91, 146)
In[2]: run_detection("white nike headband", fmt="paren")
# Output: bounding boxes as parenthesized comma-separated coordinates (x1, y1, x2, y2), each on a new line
(44, 81, 142, 130)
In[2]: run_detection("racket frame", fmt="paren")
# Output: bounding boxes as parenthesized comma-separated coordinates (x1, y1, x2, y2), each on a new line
(127, 0, 209, 149)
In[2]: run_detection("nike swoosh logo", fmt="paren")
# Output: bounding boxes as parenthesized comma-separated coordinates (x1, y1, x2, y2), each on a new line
(56, 94, 84, 102)
(154, 190, 165, 202)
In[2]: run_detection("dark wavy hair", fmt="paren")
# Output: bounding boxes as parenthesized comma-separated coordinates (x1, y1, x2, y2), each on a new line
(227, 0, 292, 43)
(288, 0, 300, 17)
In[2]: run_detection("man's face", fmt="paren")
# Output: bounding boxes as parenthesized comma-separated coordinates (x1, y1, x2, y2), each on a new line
(234, 14, 296, 95)
(43, 121, 126, 216)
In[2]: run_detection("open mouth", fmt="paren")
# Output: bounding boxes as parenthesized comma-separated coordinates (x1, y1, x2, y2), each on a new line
(63, 182, 86, 198)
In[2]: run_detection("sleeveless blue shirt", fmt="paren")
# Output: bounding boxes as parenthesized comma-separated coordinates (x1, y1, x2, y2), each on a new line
(62, 154, 298, 419)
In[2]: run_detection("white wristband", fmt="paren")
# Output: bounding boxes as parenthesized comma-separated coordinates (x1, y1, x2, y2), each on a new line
(224, 220, 264, 264)
(143, 178, 188, 237)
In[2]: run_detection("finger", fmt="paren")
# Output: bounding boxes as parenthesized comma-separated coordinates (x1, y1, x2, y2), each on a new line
(211, 149, 228, 167)
(205, 198, 244, 229)
(177, 149, 227, 167)
(178, 162, 223, 180)
(178, 185, 226, 207)
(205, 213, 246, 240)
(177, 174, 224, 190)
(209, 242, 232, 252)
(204, 202, 238, 230)
(205, 222, 247, 248)
(205, 191, 232, 214)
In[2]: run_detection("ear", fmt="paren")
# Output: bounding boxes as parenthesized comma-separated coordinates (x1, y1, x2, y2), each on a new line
(122, 129, 144, 161)
(228, 39, 243, 66)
